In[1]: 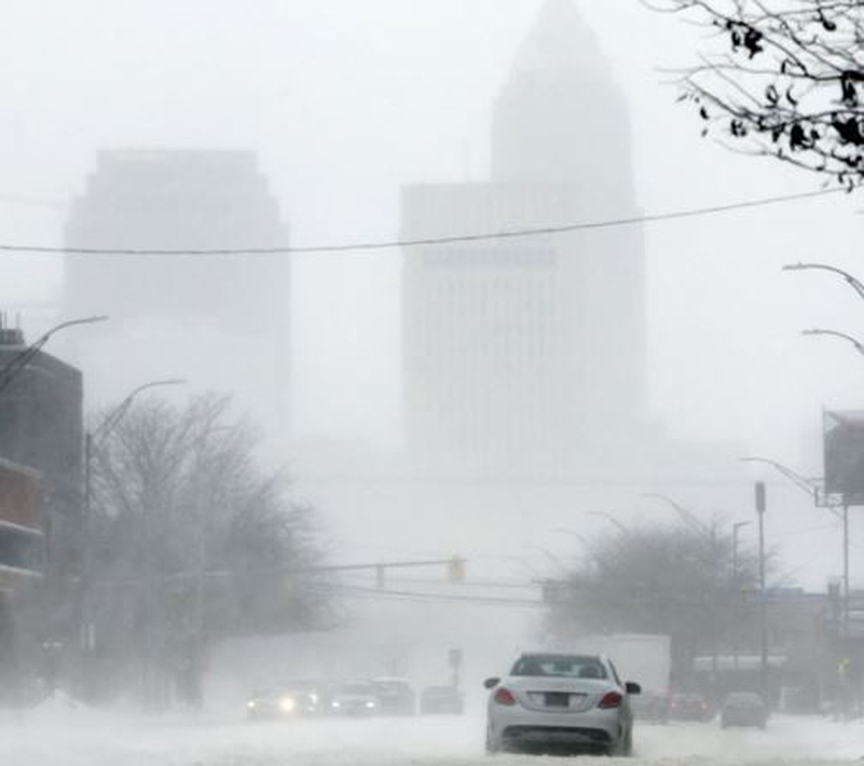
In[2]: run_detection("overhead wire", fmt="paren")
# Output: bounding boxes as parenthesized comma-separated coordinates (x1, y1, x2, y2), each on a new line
(0, 187, 845, 257)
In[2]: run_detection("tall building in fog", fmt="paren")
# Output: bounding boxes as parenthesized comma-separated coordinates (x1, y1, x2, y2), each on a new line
(402, 0, 646, 476)
(64, 150, 291, 432)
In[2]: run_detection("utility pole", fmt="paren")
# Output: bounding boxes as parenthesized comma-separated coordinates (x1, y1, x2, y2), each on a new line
(755, 481, 768, 702)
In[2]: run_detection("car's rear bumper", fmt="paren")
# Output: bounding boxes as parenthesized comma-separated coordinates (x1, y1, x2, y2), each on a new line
(488, 706, 625, 751)
(502, 724, 612, 748)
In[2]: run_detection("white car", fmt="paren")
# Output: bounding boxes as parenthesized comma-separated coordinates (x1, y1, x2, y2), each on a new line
(485, 652, 640, 756)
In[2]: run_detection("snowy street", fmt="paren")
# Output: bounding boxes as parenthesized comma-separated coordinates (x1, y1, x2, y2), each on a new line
(2, 709, 864, 766)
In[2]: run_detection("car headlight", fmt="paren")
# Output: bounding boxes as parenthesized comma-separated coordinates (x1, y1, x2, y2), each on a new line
(331, 701, 342, 709)
(279, 697, 297, 713)
(247, 701, 256, 709)
(366, 701, 377, 709)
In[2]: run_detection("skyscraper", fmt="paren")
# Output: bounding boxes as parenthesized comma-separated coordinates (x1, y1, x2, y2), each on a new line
(64, 150, 291, 431)
(402, 0, 646, 476)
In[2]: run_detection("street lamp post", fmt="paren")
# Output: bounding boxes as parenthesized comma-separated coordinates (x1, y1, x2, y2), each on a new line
(81, 378, 185, 700)
(740, 456, 848, 621)
(0, 315, 108, 393)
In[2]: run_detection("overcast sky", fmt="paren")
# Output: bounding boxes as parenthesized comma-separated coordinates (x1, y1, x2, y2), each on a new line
(1, 0, 862, 478)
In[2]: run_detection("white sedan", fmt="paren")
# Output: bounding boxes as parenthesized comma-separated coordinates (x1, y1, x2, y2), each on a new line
(485, 652, 641, 756)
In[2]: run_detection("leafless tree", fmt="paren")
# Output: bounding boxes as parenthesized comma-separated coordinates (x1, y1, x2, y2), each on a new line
(653, 1, 864, 185)
(87, 394, 331, 704)
(546, 519, 761, 683)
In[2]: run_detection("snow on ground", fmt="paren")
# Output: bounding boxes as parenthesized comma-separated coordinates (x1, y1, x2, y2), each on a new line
(2, 705, 864, 766)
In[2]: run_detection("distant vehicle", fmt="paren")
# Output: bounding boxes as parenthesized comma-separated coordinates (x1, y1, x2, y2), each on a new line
(484, 652, 640, 756)
(329, 682, 381, 716)
(246, 681, 322, 719)
(669, 693, 713, 722)
(566, 634, 671, 699)
(631, 692, 670, 724)
(720, 692, 767, 729)
(373, 677, 415, 715)
(419, 685, 464, 715)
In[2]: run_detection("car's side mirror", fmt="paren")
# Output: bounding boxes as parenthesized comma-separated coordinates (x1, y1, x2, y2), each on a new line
(484, 677, 501, 690)
(625, 682, 642, 695)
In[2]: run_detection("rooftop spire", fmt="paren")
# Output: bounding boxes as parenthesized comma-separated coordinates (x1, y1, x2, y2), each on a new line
(511, 0, 608, 76)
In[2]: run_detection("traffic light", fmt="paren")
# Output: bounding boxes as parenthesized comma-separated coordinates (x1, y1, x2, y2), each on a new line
(755, 481, 766, 514)
(447, 556, 466, 582)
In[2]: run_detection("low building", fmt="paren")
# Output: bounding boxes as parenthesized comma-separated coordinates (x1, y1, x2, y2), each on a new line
(0, 324, 83, 578)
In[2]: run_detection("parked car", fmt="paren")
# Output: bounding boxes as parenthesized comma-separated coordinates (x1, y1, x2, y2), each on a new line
(484, 652, 640, 756)
(373, 677, 416, 715)
(246, 681, 322, 719)
(328, 682, 382, 716)
(669, 693, 713, 722)
(420, 685, 464, 715)
(720, 692, 767, 729)
(631, 692, 670, 724)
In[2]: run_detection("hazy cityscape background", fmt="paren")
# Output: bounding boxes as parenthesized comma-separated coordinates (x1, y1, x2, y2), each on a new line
(1, 0, 862, 594)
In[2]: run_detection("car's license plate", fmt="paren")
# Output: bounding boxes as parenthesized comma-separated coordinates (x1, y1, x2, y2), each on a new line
(545, 692, 570, 707)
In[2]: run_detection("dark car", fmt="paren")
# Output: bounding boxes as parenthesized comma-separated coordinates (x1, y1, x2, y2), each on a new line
(631, 692, 670, 724)
(720, 692, 767, 729)
(373, 677, 415, 715)
(420, 685, 464, 714)
(669, 693, 713, 722)
(246, 681, 323, 719)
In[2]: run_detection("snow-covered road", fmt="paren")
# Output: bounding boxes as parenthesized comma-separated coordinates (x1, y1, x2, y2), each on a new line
(2, 707, 864, 766)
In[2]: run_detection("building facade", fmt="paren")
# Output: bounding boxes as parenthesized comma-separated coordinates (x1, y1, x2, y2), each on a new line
(402, 0, 646, 476)
(64, 149, 292, 434)
(0, 325, 83, 572)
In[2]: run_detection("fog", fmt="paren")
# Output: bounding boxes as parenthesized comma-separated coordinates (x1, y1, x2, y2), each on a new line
(1, 0, 864, 762)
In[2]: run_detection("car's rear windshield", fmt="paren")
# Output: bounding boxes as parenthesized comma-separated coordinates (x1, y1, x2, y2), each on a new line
(511, 655, 608, 679)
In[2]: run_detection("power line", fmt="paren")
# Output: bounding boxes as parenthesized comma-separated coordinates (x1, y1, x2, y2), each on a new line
(0, 187, 845, 257)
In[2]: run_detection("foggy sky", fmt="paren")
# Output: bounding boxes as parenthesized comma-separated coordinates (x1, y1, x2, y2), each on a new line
(0, 0, 862, 586)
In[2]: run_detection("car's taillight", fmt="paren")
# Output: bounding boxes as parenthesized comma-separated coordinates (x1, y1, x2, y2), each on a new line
(598, 692, 623, 709)
(494, 687, 517, 706)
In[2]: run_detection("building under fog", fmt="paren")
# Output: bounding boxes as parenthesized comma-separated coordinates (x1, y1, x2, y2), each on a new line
(64, 149, 291, 432)
(401, 0, 647, 477)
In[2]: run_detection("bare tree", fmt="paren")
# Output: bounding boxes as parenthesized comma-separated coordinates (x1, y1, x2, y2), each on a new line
(86, 394, 331, 705)
(545, 519, 760, 683)
(654, 1, 864, 185)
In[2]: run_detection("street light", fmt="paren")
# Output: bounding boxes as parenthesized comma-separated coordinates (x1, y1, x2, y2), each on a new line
(84, 378, 187, 543)
(740, 455, 848, 620)
(801, 328, 864, 358)
(783, 262, 864, 302)
(739, 456, 822, 502)
(0, 315, 108, 393)
(80, 378, 186, 698)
